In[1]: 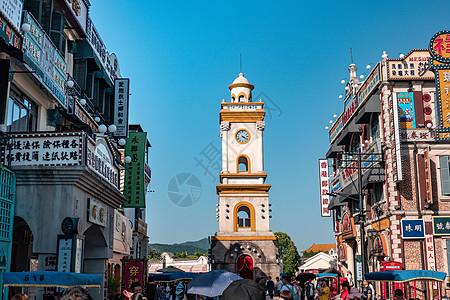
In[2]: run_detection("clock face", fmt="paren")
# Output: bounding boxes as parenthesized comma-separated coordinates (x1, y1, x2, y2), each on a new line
(62, 217, 73, 234)
(236, 129, 250, 144)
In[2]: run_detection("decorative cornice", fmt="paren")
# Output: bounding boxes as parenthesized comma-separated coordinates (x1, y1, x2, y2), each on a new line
(220, 110, 265, 122)
(228, 83, 255, 90)
(216, 184, 271, 194)
(211, 235, 277, 241)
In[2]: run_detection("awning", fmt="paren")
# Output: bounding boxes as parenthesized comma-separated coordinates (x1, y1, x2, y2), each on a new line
(364, 270, 447, 283)
(326, 144, 343, 158)
(339, 182, 359, 202)
(94, 70, 113, 87)
(328, 196, 345, 210)
(336, 122, 361, 146)
(355, 95, 381, 124)
(362, 166, 385, 188)
(74, 40, 103, 72)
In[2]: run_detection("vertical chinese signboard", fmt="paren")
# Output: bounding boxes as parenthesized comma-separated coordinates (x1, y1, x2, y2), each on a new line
(318, 159, 330, 217)
(114, 78, 130, 138)
(429, 31, 450, 140)
(424, 146, 433, 204)
(122, 259, 147, 293)
(123, 132, 146, 208)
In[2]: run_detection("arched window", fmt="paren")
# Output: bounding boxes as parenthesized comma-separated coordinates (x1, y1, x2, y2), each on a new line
(238, 156, 249, 172)
(239, 95, 245, 102)
(237, 206, 251, 228)
(231, 97, 236, 102)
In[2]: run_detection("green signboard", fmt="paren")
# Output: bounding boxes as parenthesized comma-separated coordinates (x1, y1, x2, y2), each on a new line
(433, 216, 450, 235)
(123, 132, 147, 208)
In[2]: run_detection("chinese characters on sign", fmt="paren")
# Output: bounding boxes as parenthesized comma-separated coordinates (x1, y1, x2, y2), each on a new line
(63, 0, 87, 35)
(433, 217, 450, 235)
(88, 198, 107, 227)
(113, 78, 130, 138)
(399, 129, 435, 142)
(74, 102, 98, 132)
(387, 50, 434, 80)
(424, 234, 437, 286)
(57, 238, 72, 272)
(3, 133, 82, 166)
(357, 62, 381, 105)
(429, 31, 450, 61)
(0, 13, 21, 49)
(318, 159, 330, 217)
(123, 132, 146, 208)
(122, 260, 146, 292)
(397, 92, 416, 128)
(424, 146, 433, 204)
(401, 219, 425, 239)
(86, 138, 119, 188)
(0, 0, 23, 31)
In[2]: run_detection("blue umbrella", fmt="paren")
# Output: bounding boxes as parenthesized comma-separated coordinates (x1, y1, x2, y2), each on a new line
(186, 270, 242, 297)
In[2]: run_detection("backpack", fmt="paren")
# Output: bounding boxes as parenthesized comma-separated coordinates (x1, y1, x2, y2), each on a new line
(283, 285, 298, 300)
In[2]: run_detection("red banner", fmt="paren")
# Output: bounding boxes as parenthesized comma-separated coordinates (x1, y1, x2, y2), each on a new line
(123, 260, 146, 292)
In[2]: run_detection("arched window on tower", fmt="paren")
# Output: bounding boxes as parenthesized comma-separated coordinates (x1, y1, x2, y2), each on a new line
(232, 96, 236, 102)
(237, 206, 251, 228)
(239, 95, 245, 102)
(238, 156, 249, 172)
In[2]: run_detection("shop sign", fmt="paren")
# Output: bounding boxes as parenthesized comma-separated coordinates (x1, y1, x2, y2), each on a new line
(401, 219, 425, 239)
(424, 235, 437, 284)
(22, 11, 67, 107)
(86, 137, 119, 188)
(122, 259, 147, 292)
(63, 0, 87, 35)
(43, 255, 57, 271)
(372, 235, 384, 256)
(392, 93, 403, 181)
(342, 212, 356, 239)
(137, 218, 147, 235)
(357, 62, 381, 106)
(343, 96, 358, 125)
(387, 50, 434, 80)
(57, 237, 72, 272)
(0, 11, 21, 49)
(429, 31, 450, 63)
(318, 159, 331, 217)
(400, 129, 435, 142)
(74, 102, 98, 132)
(124, 132, 147, 208)
(0, 0, 23, 31)
(113, 78, 129, 138)
(87, 198, 107, 227)
(380, 261, 402, 271)
(372, 218, 390, 231)
(397, 92, 416, 128)
(424, 146, 433, 204)
(3, 132, 83, 166)
(329, 114, 343, 143)
(355, 255, 362, 282)
(338, 244, 346, 262)
(432, 216, 450, 235)
(331, 176, 341, 193)
(86, 18, 121, 84)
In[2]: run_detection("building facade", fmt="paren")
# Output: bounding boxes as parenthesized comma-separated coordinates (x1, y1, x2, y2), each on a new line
(211, 73, 280, 280)
(324, 47, 450, 298)
(0, 2, 151, 299)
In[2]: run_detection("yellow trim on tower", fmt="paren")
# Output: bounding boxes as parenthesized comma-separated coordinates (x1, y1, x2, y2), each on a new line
(237, 92, 247, 101)
(221, 102, 265, 106)
(216, 184, 271, 194)
(220, 110, 265, 122)
(211, 236, 277, 241)
(229, 82, 255, 90)
(233, 201, 256, 232)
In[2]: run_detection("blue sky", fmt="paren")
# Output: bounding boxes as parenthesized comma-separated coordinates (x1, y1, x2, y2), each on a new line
(90, 0, 449, 251)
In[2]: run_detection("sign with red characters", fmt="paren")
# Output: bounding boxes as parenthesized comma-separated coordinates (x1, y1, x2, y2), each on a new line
(318, 159, 331, 217)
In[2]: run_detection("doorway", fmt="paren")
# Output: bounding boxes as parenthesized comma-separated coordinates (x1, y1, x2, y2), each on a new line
(237, 255, 253, 280)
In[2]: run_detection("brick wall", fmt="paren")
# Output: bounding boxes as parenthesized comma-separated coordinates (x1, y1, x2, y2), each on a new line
(403, 240, 424, 269)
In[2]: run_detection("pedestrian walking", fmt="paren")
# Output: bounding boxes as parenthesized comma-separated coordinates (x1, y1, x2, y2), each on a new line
(394, 289, 404, 300)
(280, 290, 294, 300)
(280, 276, 298, 300)
(340, 281, 350, 300)
(276, 276, 283, 295)
(346, 271, 353, 287)
(305, 279, 315, 300)
(318, 280, 330, 300)
(361, 280, 372, 300)
(266, 276, 275, 299)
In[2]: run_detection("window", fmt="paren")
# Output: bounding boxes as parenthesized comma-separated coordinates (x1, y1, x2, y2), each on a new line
(238, 156, 249, 172)
(374, 183, 384, 203)
(237, 206, 251, 228)
(371, 115, 380, 139)
(6, 89, 38, 132)
(239, 95, 245, 102)
(440, 156, 450, 195)
(231, 97, 235, 102)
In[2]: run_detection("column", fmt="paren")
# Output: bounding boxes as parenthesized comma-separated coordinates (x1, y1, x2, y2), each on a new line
(256, 121, 265, 173)
(221, 122, 230, 173)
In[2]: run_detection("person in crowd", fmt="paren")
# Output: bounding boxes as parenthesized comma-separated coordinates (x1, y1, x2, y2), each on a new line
(346, 271, 353, 287)
(292, 280, 301, 300)
(394, 289, 404, 300)
(280, 290, 294, 300)
(146, 276, 164, 300)
(276, 276, 283, 295)
(318, 280, 330, 300)
(340, 281, 350, 300)
(266, 276, 275, 299)
(255, 277, 266, 294)
(361, 280, 372, 300)
(305, 279, 315, 300)
(131, 282, 143, 294)
(347, 287, 363, 300)
(11, 294, 29, 300)
(61, 287, 89, 300)
(280, 276, 297, 300)
(175, 280, 188, 299)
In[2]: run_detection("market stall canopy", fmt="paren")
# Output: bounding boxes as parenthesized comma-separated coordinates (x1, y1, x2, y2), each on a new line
(316, 273, 338, 278)
(3, 271, 102, 288)
(364, 270, 447, 283)
(156, 266, 184, 273)
(149, 272, 199, 282)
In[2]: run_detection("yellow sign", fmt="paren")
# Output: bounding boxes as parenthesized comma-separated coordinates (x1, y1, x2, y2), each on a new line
(372, 218, 390, 231)
(438, 69, 450, 127)
(430, 31, 450, 61)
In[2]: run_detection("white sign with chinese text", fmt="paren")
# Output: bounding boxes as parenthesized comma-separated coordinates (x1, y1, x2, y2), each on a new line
(113, 78, 130, 138)
(86, 137, 119, 188)
(400, 129, 435, 142)
(318, 159, 331, 217)
(74, 237, 83, 273)
(63, 0, 87, 35)
(3, 132, 82, 166)
(0, 0, 23, 30)
(387, 50, 434, 81)
(57, 238, 72, 272)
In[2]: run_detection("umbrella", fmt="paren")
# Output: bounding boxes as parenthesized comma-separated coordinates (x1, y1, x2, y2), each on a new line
(148, 272, 198, 282)
(156, 266, 184, 273)
(221, 279, 266, 300)
(296, 272, 316, 282)
(186, 270, 242, 297)
(348, 287, 364, 299)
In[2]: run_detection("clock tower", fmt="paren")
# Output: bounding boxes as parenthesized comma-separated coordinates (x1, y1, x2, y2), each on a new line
(211, 73, 280, 279)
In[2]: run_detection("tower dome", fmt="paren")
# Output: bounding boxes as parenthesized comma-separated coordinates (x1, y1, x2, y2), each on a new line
(229, 73, 254, 102)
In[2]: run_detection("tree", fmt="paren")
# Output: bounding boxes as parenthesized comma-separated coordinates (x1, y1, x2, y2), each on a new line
(194, 251, 202, 257)
(275, 232, 301, 276)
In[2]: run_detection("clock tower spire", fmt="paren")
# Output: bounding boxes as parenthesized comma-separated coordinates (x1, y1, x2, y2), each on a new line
(211, 73, 280, 280)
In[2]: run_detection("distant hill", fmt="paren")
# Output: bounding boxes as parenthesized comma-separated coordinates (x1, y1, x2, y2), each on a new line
(149, 238, 209, 255)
